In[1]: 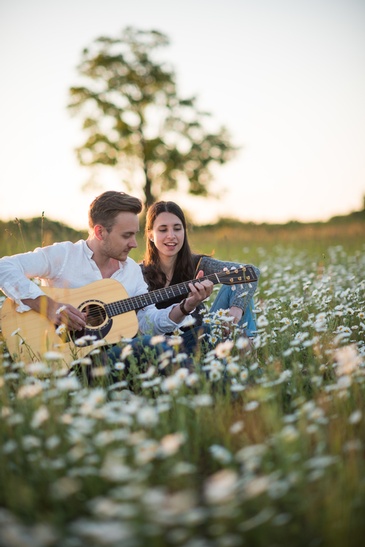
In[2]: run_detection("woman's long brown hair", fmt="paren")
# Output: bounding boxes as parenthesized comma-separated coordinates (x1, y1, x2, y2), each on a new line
(142, 201, 197, 290)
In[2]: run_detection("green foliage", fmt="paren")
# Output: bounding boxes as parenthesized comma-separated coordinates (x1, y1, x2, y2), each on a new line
(0, 217, 87, 257)
(68, 26, 238, 208)
(187, 213, 365, 264)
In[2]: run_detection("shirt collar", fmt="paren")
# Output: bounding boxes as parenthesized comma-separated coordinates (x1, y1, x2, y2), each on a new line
(82, 239, 128, 270)
(82, 240, 94, 258)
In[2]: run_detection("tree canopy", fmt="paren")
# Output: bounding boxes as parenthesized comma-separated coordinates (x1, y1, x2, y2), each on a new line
(68, 27, 238, 209)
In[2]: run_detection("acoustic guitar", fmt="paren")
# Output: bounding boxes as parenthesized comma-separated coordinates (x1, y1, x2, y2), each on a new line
(0, 266, 257, 365)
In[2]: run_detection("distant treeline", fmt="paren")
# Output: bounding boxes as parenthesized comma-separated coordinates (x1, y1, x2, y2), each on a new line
(0, 209, 364, 257)
(0, 217, 87, 256)
(192, 208, 365, 231)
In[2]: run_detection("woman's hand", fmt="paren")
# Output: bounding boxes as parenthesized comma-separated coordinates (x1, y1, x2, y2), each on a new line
(169, 270, 213, 323)
(185, 270, 213, 310)
(229, 306, 243, 325)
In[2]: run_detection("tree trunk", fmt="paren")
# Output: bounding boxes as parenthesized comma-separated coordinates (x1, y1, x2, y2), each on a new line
(140, 135, 153, 209)
(143, 163, 154, 210)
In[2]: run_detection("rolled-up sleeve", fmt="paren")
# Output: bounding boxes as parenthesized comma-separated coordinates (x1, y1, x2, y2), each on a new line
(0, 245, 67, 312)
(118, 259, 184, 335)
(137, 304, 182, 335)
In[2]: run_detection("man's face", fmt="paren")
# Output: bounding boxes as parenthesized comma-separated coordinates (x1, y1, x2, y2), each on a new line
(100, 212, 139, 262)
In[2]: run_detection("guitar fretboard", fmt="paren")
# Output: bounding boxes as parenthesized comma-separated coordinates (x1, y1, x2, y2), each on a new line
(105, 266, 257, 317)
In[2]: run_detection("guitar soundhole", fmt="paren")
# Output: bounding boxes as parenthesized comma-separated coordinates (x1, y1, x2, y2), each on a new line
(81, 303, 107, 328)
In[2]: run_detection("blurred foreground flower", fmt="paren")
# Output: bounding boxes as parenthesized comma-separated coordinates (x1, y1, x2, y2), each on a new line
(159, 432, 186, 457)
(17, 383, 43, 399)
(204, 469, 238, 504)
(335, 344, 362, 376)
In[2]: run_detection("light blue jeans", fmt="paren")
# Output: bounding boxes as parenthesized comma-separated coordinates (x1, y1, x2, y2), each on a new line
(210, 285, 257, 337)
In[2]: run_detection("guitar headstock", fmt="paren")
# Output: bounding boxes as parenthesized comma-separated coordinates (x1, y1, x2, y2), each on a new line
(216, 266, 258, 285)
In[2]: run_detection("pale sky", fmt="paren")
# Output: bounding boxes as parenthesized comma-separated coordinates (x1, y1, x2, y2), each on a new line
(0, 0, 364, 230)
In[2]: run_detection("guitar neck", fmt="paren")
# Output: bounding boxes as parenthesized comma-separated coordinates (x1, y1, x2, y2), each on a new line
(105, 266, 257, 318)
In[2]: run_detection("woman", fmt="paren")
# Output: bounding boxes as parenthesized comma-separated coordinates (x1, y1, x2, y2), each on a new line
(141, 201, 260, 352)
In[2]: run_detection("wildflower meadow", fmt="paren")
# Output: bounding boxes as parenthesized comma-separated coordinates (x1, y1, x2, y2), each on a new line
(0, 220, 364, 547)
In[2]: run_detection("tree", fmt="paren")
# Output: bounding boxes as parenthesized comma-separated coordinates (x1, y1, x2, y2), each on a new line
(68, 27, 238, 209)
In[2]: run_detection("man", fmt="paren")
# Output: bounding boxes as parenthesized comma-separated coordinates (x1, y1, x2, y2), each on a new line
(0, 191, 213, 381)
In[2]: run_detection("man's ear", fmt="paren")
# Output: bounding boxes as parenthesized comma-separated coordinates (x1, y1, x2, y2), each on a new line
(94, 224, 104, 241)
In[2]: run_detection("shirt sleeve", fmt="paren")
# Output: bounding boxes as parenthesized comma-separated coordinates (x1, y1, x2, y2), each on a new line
(137, 304, 184, 335)
(199, 256, 260, 312)
(126, 260, 184, 335)
(0, 244, 67, 312)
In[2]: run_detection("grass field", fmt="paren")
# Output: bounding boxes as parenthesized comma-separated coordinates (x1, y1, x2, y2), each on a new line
(0, 216, 364, 546)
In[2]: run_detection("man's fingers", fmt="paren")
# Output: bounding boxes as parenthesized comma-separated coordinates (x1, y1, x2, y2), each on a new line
(54, 304, 86, 331)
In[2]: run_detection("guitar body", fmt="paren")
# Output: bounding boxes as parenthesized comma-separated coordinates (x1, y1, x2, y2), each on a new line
(0, 279, 138, 365)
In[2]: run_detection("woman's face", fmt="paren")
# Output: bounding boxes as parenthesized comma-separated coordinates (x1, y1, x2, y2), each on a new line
(149, 212, 185, 259)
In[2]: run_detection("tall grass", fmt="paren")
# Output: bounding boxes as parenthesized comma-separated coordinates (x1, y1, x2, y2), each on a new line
(0, 218, 364, 546)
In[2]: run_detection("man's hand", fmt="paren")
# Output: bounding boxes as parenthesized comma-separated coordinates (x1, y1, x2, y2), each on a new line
(22, 296, 86, 331)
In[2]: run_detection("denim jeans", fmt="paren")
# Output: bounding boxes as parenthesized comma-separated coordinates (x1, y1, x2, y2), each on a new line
(209, 285, 257, 336)
(180, 325, 212, 355)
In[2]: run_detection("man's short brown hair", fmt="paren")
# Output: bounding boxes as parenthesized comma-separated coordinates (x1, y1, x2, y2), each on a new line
(88, 191, 143, 232)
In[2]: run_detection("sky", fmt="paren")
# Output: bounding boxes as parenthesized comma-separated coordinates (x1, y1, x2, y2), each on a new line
(0, 0, 364, 231)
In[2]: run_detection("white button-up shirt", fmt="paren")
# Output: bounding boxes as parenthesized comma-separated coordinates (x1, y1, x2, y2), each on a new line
(0, 239, 183, 335)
